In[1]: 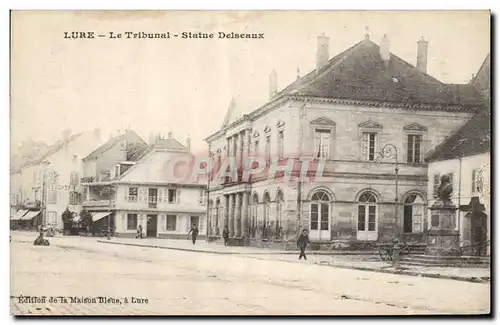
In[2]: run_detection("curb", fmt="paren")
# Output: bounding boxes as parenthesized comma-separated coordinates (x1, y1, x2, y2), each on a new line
(96, 240, 379, 256)
(97, 240, 490, 284)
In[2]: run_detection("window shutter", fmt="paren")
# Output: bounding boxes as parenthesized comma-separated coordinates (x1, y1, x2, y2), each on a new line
(472, 169, 477, 193)
(158, 188, 163, 203)
(124, 187, 129, 201)
(361, 133, 368, 160)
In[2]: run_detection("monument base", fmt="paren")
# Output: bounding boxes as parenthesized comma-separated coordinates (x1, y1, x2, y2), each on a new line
(425, 229, 461, 257)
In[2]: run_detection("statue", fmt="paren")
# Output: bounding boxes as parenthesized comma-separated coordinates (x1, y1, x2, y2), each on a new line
(437, 174, 453, 202)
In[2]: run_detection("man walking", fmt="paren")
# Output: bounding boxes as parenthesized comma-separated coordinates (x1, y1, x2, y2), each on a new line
(187, 223, 199, 245)
(222, 225, 229, 246)
(297, 229, 310, 260)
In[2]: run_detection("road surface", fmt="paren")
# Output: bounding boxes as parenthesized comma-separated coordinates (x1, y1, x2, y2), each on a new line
(10, 233, 490, 315)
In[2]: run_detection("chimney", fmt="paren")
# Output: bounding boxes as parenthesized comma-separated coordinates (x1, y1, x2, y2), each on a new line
(186, 135, 191, 152)
(416, 37, 428, 73)
(296, 68, 301, 80)
(380, 34, 390, 64)
(269, 69, 277, 99)
(168, 132, 173, 139)
(316, 34, 329, 74)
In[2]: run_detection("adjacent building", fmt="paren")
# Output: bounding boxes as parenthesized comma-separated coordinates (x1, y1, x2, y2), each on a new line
(425, 53, 490, 255)
(205, 34, 485, 248)
(10, 129, 103, 229)
(81, 133, 207, 238)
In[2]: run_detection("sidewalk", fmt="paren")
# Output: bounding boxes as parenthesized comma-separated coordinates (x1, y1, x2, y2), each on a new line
(98, 236, 490, 284)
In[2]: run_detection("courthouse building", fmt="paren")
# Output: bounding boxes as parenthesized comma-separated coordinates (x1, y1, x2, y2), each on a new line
(204, 34, 485, 248)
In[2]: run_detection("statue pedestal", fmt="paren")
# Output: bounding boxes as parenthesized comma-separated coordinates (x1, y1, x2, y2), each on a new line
(425, 200, 461, 257)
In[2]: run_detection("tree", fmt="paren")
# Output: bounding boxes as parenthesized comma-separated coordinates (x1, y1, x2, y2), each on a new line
(61, 207, 74, 233)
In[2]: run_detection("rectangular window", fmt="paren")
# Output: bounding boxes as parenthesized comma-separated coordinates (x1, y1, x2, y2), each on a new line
(363, 132, 377, 161)
(310, 204, 319, 230)
(265, 136, 271, 161)
(127, 214, 138, 230)
(148, 188, 158, 208)
(47, 211, 57, 225)
(70, 172, 79, 187)
(168, 189, 177, 203)
(69, 191, 79, 205)
(277, 131, 284, 159)
(48, 190, 57, 204)
(314, 130, 331, 158)
(472, 168, 484, 194)
(357, 206, 366, 231)
(128, 187, 138, 202)
(407, 134, 422, 163)
(433, 173, 440, 198)
(166, 215, 177, 231)
(198, 188, 206, 204)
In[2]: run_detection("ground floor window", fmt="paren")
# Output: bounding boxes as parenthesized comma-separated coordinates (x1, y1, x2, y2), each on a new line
(166, 215, 177, 231)
(127, 213, 138, 230)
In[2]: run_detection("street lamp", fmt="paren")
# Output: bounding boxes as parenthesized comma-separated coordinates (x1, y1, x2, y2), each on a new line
(375, 144, 401, 241)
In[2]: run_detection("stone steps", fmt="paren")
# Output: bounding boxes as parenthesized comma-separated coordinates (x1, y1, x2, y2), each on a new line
(400, 255, 490, 268)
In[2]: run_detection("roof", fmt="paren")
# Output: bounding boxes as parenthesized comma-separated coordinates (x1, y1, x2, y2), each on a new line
(275, 38, 484, 109)
(152, 138, 187, 150)
(83, 130, 146, 161)
(21, 133, 83, 167)
(471, 53, 491, 100)
(425, 108, 490, 162)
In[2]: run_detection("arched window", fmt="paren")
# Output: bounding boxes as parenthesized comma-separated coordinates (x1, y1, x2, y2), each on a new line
(276, 190, 284, 239)
(357, 192, 378, 241)
(263, 192, 271, 239)
(310, 190, 330, 240)
(403, 193, 424, 233)
(251, 194, 259, 239)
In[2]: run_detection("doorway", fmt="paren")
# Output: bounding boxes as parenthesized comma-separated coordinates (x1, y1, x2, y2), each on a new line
(471, 212, 487, 256)
(146, 214, 157, 238)
(190, 216, 200, 229)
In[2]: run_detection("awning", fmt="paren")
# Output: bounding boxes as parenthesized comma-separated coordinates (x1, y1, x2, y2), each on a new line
(92, 212, 111, 222)
(22, 210, 41, 220)
(10, 209, 28, 221)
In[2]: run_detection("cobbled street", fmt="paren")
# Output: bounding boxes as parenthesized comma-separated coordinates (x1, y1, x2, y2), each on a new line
(10, 233, 490, 315)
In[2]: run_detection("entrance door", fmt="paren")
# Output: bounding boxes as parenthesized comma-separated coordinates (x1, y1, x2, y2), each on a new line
(309, 191, 331, 241)
(146, 214, 157, 238)
(190, 216, 199, 229)
(471, 212, 487, 256)
(356, 192, 378, 241)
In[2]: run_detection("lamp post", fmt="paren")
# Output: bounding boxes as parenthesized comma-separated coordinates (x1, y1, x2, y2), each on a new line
(376, 144, 401, 241)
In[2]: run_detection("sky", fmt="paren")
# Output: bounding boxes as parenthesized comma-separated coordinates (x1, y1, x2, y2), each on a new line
(10, 10, 490, 154)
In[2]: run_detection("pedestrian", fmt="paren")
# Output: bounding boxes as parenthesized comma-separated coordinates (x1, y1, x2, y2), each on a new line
(297, 229, 310, 260)
(136, 225, 144, 239)
(187, 223, 199, 245)
(222, 225, 229, 246)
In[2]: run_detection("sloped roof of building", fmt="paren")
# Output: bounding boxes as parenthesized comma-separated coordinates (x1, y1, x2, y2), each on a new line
(274, 38, 483, 109)
(83, 130, 146, 161)
(425, 108, 490, 162)
(21, 133, 83, 168)
(152, 138, 187, 150)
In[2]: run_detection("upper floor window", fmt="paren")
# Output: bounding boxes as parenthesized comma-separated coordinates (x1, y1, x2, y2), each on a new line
(404, 123, 427, 164)
(69, 191, 80, 205)
(472, 168, 484, 194)
(254, 140, 259, 155)
(168, 189, 177, 203)
(48, 190, 57, 204)
(362, 132, 377, 161)
(128, 187, 138, 202)
(314, 130, 331, 158)
(70, 172, 79, 187)
(407, 134, 422, 164)
(265, 136, 271, 161)
(277, 130, 284, 159)
(198, 188, 206, 204)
